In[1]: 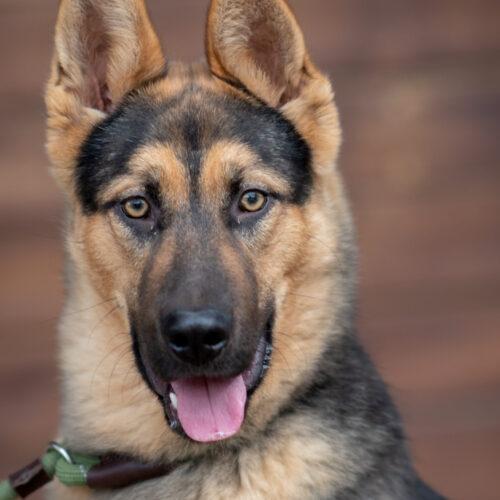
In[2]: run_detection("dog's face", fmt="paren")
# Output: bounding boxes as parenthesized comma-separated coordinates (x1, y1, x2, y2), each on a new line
(47, 0, 345, 455)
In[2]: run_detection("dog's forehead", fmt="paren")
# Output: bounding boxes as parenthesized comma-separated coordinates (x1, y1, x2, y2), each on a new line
(76, 79, 311, 212)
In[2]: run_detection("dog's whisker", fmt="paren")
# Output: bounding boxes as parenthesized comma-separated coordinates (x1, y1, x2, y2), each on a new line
(120, 366, 144, 402)
(107, 346, 136, 402)
(284, 291, 335, 304)
(128, 385, 154, 406)
(40, 297, 117, 324)
(116, 339, 150, 402)
(268, 344, 293, 373)
(90, 341, 133, 394)
(86, 303, 122, 343)
(305, 231, 339, 254)
(272, 329, 299, 341)
(118, 347, 152, 402)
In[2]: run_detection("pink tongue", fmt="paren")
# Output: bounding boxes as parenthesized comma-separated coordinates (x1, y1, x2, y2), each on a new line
(171, 375, 247, 443)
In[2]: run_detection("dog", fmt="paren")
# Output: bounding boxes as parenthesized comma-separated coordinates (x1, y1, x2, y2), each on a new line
(44, 0, 444, 498)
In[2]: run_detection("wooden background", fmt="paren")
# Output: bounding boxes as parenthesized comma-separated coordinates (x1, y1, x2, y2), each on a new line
(0, 1, 499, 498)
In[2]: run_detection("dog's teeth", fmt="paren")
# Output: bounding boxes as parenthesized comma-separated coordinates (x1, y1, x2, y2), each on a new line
(169, 392, 178, 410)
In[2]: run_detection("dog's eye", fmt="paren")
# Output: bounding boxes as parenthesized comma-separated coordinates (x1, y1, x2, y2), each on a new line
(238, 191, 267, 213)
(122, 197, 150, 219)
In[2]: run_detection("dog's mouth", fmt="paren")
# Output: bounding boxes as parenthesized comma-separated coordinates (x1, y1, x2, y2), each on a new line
(141, 326, 273, 444)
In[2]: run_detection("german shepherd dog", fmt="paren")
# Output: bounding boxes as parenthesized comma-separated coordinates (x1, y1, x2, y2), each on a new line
(44, 0, 443, 498)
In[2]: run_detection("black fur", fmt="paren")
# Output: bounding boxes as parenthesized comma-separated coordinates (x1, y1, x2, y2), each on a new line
(304, 335, 446, 499)
(76, 86, 312, 214)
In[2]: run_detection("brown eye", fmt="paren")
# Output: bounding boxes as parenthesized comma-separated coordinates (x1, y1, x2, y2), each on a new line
(122, 197, 150, 219)
(238, 191, 267, 213)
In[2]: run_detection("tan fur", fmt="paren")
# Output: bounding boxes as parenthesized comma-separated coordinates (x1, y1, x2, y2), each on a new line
(201, 140, 293, 207)
(45, 1, 350, 498)
(98, 144, 191, 211)
(282, 59, 342, 172)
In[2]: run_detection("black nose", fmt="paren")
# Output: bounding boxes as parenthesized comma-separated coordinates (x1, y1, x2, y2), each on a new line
(162, 310, 230, 366)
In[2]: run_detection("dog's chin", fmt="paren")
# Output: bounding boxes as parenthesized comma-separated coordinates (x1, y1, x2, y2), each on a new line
(140, 328, 273, 444)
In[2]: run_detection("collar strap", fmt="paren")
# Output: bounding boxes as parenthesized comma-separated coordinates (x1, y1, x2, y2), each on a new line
(0, 442, 179, 499)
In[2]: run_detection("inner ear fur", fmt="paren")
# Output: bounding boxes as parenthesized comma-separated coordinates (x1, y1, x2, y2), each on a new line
(206, 0, 309, 106)
(46, 0, 165, 189)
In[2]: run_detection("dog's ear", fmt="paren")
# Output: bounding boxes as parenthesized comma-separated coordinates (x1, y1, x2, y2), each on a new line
(206, 0, 340, 169)
(46, 0, 164, 190)
(206, 0, 310, 107)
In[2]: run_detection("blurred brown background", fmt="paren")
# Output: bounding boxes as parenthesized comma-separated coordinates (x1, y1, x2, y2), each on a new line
(1, 1, 499, 499)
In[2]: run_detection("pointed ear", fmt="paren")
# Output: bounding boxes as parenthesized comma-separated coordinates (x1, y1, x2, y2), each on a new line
(206, 0, 309, 106)
(46, 0, 165, 189)
(206, 0, 341, 170)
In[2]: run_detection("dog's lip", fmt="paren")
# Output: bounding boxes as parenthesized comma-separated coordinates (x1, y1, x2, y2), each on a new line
(241, 334, 273, 394)
(142, 327, 273, 437)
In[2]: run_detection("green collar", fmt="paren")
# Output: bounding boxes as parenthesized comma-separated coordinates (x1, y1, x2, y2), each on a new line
(0, 442, 179, 499)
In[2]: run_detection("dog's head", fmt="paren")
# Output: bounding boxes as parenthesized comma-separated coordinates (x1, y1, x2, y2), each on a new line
(47, 0, 350, 457)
